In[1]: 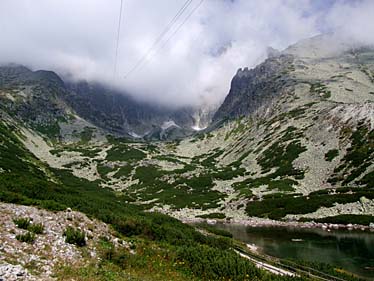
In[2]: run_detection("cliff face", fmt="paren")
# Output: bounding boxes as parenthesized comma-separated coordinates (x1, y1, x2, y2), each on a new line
(64, 81, 197, 136)
(213, 34, 374, 124)
(213, 54, 294, 122)
(0, 65, 206, 140)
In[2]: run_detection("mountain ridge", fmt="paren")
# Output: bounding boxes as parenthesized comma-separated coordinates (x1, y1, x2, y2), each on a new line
(1, 33, 374, 280)
(1, 33, 374, 223)
(0, 64, 216, 141)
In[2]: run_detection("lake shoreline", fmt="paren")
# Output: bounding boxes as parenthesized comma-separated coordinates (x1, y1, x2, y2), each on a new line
(202, 219, 374, 280)
(182, 217, 374, 232)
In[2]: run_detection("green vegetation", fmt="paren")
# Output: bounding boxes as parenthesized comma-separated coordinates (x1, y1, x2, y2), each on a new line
(314, 214, 374, 226)
(360, 170, 374, 188)
(127, 164, 223, 210)
(113, 165, 133, 179)
(309, 82, 331, 99)
(153, 154, 185, 164)
(16, 232, 36, 243)
(28, 223, 44, 234)
(234, 178, 297, 194)
(224, 117, 250, 140)
(246, 191, 374, 220)
(50, 146, 101, 158)
(329, 124, 374, 186)
(3, 117, 315, 279)
(13, 218, 43, 233)
(233, 127, 305, 195)
(13, 217, 44, 244)
(286, 108, 307, 119)
(257, 127, 306, 177)
(197, 224, 233, 238)
(64, 226, 86, 247)
(175, 174, 213, 189)
(78, 127, 95, 143)
(128, 181, 223, 210)
(57, 239, 190, 280)
(97, 163, 114, 179)
(3, 122, 291, 279)
(2, 92, 374, 279)
(177, 244, 257, 280)
(197, 213, 226, 219)
(57, 236, 310, 281)
(191, 148, 222, 168)
(33, 121, 61, 139)
(283, 259, 362, 281)
(106, 144, 146, 162)
(325, 149, 339, 161)
(212, 166, 246, 181)
(13, 217, 31, 229)
(134, 165, 163, 184)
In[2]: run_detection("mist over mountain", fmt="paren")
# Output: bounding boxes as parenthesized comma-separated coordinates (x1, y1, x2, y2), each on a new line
(1, 0, 374, 109)
(0, 64, 216, 140)
(213, 33, 374, 122)
(1, 2, 374, 280)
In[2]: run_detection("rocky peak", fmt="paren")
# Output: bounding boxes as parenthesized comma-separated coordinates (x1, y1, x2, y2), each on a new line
(213, 33, 374, 124)
(236, 67, 250, 78)
(266, 46, 281, 58)
(213, 54, 294, 122)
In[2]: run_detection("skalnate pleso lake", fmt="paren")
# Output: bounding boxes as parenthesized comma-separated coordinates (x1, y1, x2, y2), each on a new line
(211, 224, 374, 279)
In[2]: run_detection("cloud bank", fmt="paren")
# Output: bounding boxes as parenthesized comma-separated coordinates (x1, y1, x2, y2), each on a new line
(0, 0, 373, 107)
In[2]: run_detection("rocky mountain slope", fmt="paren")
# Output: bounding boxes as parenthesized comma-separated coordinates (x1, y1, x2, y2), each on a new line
(1, 34, 373, 225)
(0, 115, 309, 280)
(1, 33, 374, 280)
(212, 53, 294, 122)
(0, 65, 214, 141)
(0, 202, 126, 280)
(171, 35, 374, 221)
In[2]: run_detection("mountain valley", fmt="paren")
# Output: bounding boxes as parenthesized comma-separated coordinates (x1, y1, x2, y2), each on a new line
(1, 34, 374, 280)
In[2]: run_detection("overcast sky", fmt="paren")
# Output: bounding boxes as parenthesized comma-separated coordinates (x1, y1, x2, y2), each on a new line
(1, 0, 373, 108)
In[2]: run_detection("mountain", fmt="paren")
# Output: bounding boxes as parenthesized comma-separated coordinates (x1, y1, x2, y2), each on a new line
(191, 33, 374, 221)
(1, 34, 374, 221)
(1, 33, 374, 280)
(0, 65, 214, 141)
(64, 81, 203, 138)
(213, 34, 374, 122)
(212, 53, 294, 122)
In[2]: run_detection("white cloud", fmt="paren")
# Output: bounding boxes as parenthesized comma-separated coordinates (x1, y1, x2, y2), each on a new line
(326, 0, 374, 45)
(0, 0, 372, 107)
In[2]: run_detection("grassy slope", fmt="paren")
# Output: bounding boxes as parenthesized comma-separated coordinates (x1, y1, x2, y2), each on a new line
(40, 115, 374, 224)
(0, 121, 309, 281)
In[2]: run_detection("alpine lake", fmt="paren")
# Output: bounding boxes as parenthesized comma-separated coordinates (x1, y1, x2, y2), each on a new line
(207, 223, 374, 279)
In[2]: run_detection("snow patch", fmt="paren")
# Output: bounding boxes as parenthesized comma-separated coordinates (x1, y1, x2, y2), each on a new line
(161, 120, 180, 130)
(192, 125, 206, 131)
(129, 131, 142, 138)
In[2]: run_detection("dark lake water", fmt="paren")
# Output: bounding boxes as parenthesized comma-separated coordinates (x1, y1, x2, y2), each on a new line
(211, 223, 374, 279)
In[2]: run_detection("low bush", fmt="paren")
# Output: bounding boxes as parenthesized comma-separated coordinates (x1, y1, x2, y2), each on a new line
(16, 231, 36, 243)
(197, 213, 226, 219)
(325, 149, 339, 162)
(315, 214, 374, 226)
(198, 224, 233, 238)
(63, 226, 86, 247)
(13, 217, 44, 234)
(28, 223, 44, 234)
(13, 217, 31, 229)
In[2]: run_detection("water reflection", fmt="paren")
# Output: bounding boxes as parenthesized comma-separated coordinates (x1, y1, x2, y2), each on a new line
(212, 223, 374, 279)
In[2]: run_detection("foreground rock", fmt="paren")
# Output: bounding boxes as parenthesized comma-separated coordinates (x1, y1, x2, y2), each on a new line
(0, 202, 126, 280)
